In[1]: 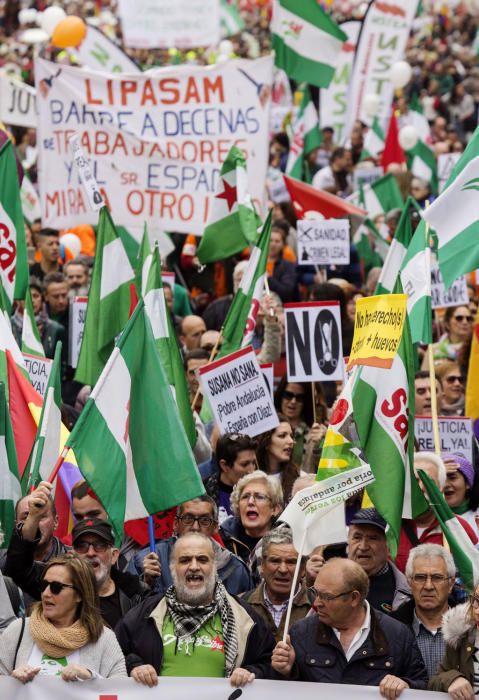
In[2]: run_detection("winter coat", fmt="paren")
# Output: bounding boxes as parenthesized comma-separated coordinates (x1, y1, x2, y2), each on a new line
(429, 603, 476, 692)
(241, 581, 313, 641)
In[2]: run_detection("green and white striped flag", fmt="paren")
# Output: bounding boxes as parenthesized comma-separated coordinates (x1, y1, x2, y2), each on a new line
(75, 207, 135, 386)
(406, 140, 438, 195)
(400, 219, 432, 345)
(144, 244, 196, 447)
(197, 145, 259, 264)
(418, 468, 479, 591)
(349, 173, 404, 220)
(21, 288, 44, 358)
(271, 0, 346, 89)
(136, 223, 152, 298)
(423, 126, 479, 287)
(220, 0, 245, 37)
(362, 117, 385, 160)
(68, 301, 205, 541)
(376, 196, 417, 295)
(0, 382, 21, 547)
(286, 86, 321, 182)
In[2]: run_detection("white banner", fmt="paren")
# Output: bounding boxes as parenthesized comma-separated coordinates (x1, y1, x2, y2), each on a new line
(431, 264, 468, 309)
(437, 152, 461, 193)
(21, 175, 41, 223)
(199, 345, 279, 436)
(285, 302, 344, 382)
(319, 20, 361, 143)
(0, 674, 443, 699)
(75, 23, 141, 74)
(35, 56, 272, 239)
(0, 74, 36, 128)
(344, 0, 420, 136)
(118, 0, 220, 49)
(415, 416, 473, 464)
(297, 219, 350, 266)
(69, 296, 88, 368)
(22, 353, 52, 398)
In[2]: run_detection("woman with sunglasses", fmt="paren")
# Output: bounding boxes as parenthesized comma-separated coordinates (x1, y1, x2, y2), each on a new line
(424, 306, 473, 368)
(436, 362, 465, 416)
(0, 554, 126, 683)
(429, 587, 479, 699)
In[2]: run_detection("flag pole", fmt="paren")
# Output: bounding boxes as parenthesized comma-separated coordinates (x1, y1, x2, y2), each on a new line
(282, 528, 307, 644)
(191, 329, 224, 411)
(424, 206, 441, 456)
(311, 382, 317, 424)
(148, 515, 156, 553)
(47, 446, 69, 484)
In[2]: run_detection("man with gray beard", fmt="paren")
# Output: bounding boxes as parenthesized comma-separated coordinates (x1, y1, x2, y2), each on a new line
(116, 532, 275, 688)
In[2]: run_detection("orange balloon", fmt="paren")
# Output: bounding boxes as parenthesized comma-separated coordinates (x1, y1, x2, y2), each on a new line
(51, 16, 86, 49)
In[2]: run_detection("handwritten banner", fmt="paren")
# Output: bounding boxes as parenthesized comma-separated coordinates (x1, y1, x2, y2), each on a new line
(431, 264, 468, 309)
(348, 294, 407, 369)
(22, 353, 52, 398)
(415, 416, 473, 464)
(0, 74, 36, 128)
(297, 219, 350, 266)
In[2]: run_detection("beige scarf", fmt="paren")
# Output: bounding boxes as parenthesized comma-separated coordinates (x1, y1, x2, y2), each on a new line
(30, 605, 90, 658)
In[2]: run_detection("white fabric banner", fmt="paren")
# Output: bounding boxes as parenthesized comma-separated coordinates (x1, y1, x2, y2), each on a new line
(344, 0, 420, 137)
(75, 23, 141, 74)
(0, 675, 444, 699)
(0, 74, 36, 128)
(118, 0, 220, 49)
(35, 56, 272, 239)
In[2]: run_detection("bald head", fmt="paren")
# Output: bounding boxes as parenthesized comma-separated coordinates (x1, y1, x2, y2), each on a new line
(180, 315, 206, 351)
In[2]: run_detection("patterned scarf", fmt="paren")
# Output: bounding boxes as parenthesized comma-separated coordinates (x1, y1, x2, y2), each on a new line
(165, 581, 238, 676)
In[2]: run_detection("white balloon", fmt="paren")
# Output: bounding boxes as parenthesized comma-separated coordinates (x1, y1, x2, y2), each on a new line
(18, 8, 38, 25)
(363, 93, 380, 118)
(40, 5, 66, 36)
(20, 28, 49, 45)
(390, 61, 412, 89)
(60, 233, 82, 258)
(218, 39, 233, 56)
(398, 125, 419, 151)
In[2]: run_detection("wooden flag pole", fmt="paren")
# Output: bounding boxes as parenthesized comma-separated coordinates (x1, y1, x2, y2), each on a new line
(282, 529, 307, 644)
(311, 382, 317, 425)
(190, 329, 224, 412)
(424, 205, 441, 456)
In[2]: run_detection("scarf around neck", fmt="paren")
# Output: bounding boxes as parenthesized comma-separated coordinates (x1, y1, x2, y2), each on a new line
(29, 605, 90, 659)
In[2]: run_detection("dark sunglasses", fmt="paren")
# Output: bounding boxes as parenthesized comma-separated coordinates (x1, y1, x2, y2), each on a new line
(445, 375, 463, 384)
(40, 580, 76, 595)
(73, 540, 110, 553)
(453, 315, 473, 322)
(282, 390, 305, 402)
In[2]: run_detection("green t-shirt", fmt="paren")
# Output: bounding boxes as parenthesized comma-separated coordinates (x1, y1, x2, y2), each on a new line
(161, 612, 225, 678)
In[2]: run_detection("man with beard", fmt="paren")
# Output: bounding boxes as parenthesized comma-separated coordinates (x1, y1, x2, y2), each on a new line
(116, 532, 275, 688)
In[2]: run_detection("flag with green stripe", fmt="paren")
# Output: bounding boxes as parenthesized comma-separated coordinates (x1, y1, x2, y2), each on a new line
(406, 140, 438, 195)
(220, 0, 245, 37)
(286, 86, 322, 182)
(349, 173, 404, 219)
(400, 219, 432, 344)
(362, 117, 385, 160)
(375, 196, 418, 295)
(21, 287, 44, 357)
(0, 381, 21, 547)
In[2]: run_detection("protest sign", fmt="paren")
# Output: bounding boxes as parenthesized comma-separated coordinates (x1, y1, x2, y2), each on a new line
(431, 264, 468, 309)
(35, 55, 272, 239)
(297, 219, 350, 266)
(0, 74, 36, 128)
(22, 353, 52, 398)
(199, 345, 278, 436)
(348, 294, 407, 370)
(75, 23, 141, 74)
(260, 362, 274, 396)
(415, 416, 473, 464)
(69, 134, 105, 212)
(284, 302, 344, 382)
(21, 175, 42, 223)
(438, 152, 461, 192)
(69, 296, 88, 368)
(118, 0, 220, 49)
(353, 165, 384, 190)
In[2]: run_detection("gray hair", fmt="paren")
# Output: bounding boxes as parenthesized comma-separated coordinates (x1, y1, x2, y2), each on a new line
(169, 532, 215, 571)
(260, 526, 293, 559)
(414, 451, 447, 490)
(177, 495, 218, 522)
(405, 543, 456, 579)
(230, 470, 284, 515)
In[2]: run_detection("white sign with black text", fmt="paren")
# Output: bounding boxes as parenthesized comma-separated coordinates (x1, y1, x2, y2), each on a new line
(431, 264, 468, 309)
(22, 353, 52, 398)
(285, 302, 344, 382)
(199, 346, 278, 437)
(415, 416, 473, 464)
(69, 297, 88, 368)
(297, 220, 350, 267)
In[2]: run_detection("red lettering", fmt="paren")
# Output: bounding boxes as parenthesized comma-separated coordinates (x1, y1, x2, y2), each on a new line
(184, 77, 201, 104)
(159, 78, 180, 104)
(381, 388, 407, 418)
(120, 80, 137, 106)
(85, 79, 102, 105)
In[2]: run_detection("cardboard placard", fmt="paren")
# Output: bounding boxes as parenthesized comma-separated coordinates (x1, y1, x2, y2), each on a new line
(348, 294, 407, 370)
(22, 353, 52, 398)
(415, 416, 473, 464)
(69, 296, 88, 368)
(297, 219, 350, 266)
(431, 264, 468, 309)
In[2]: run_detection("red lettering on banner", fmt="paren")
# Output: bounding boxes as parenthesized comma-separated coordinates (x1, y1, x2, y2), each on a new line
(99, 695, 118, 700)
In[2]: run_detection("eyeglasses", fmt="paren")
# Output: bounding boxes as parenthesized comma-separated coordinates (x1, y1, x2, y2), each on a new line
(453, 315, 473, 323)
(282, 390, 305, 403)
(445, 375, 463, 384)
(176, 514, 215, 528)
(73, 540, 110, 554)
(410, 574, 451, 585)
(313, 588, 355, 602)
(239, 491, 272, 504)
(40, 580, 76, 595)
(471, 596, 479, 609)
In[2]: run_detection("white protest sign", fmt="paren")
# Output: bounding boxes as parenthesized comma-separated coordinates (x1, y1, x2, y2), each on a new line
(22, 353, 52, 398)
(0, 74, 36, 128)
(21, 175, 41, 223)
(353, 165, 384, 190)
(260, 362, 274, 397)
(118, 0, 220, 49)
(415, 416, 473, 464)
(297, 219, 350, 266)
(438, 152, 461, 192)
(69, 134, 105, 212)
(35, 55, 272, 237)
(431, 264, 468, 309)
(285, 302, 344, 382)
(199, 345, 278, 436)
(75, 23, 141, 74)
(69, 296, 88, 368)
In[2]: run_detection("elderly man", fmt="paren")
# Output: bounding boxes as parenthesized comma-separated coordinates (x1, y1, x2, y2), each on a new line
(392, 544, 455, 677)
(241, 528, 312, 641)
(271, 558, 428, 695)
(129, 496, 251, 596)
(180, 314, 206, 352)
(116, 532, 275, 687)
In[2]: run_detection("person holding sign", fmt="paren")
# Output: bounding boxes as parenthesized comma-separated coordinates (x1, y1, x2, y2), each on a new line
(256, 415, 300, 503)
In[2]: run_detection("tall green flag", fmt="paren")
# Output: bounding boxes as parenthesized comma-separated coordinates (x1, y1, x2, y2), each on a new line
(68, 301, 205, 541)
(21, 287, 45, 358)
(75, 207, 135, 386)
(136, 223, 152, 298)
(0, 382, 22, 547)
(375, 196, 419, 295)
(286, 86, 322, 182)
(406, 140, 439, 195)
(400, 219, 433, 345)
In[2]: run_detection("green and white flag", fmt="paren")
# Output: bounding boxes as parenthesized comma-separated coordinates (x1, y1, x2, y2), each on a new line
(376, 196, 416, 295)
(400, 219, 432, 345)
(197, 145, 259, 264)
(144, 244, 196, 447)
(349, 173, 403, 220)
(220, 0, 245, 37)
(68, 301, 205, 541)
(286, 86, 321, 182)
(271, 0, 347, 88)
(0, 140, 28, 313)
(220, 210, 273, 357)
(362, 117, 385, 160)
(418, 468, 479, 591)
(406, 140, 438, 195)
(136, 223, 152, 298)
(0, 382, 21, 547)
(75, 207, 135, 387)
(422, 126, 479, 287)
(0, 302, 26, 383)
(21, 288, 44, 358)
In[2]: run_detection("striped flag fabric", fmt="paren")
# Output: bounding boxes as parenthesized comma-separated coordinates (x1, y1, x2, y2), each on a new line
(285, 86, 322, 182)
(271, 0, 347, 89)
(136, 223, 152, 298)
(0, 382, 21, 547)
(406, 140, 438, 195)
(220, 0, 245, 37)
(362, 117, 385, 160)
(376, 196, 417, 295)
(21, 288, 44, 357)
(400, 219, 432, 345)
(348, 173, 404, 220)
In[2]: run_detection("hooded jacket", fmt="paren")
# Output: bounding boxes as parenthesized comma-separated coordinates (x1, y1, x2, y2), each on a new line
(428, 603, 476, 692)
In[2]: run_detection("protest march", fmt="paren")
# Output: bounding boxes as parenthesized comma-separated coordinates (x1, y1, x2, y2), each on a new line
(3, 0, 479, 698)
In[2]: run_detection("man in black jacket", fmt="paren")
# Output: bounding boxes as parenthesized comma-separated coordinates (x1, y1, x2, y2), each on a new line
(116, 532, 275, 688)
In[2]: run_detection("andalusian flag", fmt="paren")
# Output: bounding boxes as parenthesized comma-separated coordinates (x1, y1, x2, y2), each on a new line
(349, 173, 403, 219)
(376, 196, 417, 294)
(136, 223, 152, 298)
(68, 301, 205, 540)
(21, 288, 44, 357)
(286, 86, 321, 181)
(400, 220, 432, 345)
(0, 382, 21, 547)
(220, 0, 245, 37)
(75, 207, 135, 386)
(197, 146, 259, 264)
(362, 117, 385, 160)
(406, 140, 438, 195)
(423, 126, 479, 286)
(271, 0, 346, 88)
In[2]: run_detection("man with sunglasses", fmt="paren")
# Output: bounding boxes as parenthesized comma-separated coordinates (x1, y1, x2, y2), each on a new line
(271, 558, 428, 694)
(128, 496, 252, 597)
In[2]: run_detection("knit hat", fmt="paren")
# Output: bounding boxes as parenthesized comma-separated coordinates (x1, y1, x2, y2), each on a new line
(442, 453, 475, 489)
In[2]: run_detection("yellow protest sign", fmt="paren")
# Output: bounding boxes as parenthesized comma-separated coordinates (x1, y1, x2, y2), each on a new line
(347, 294, 407, 370)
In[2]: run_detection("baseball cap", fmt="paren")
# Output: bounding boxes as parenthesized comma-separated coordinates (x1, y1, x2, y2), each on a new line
(350, 508, 387, 533)
(72, 518, 115, 545)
